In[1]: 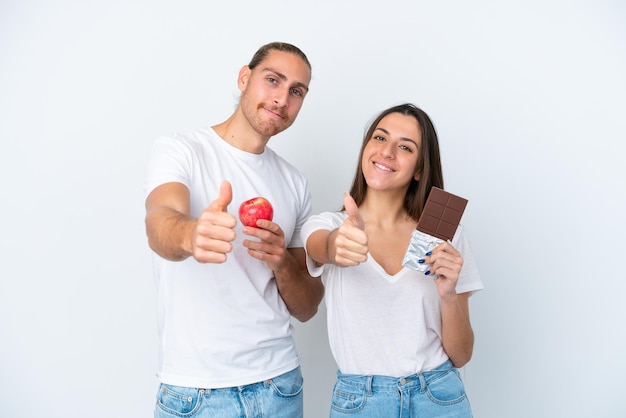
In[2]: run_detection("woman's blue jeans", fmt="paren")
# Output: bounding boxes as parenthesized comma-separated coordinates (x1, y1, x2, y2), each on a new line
(329, 360, 472, 417)
(154, 366, 303, 418)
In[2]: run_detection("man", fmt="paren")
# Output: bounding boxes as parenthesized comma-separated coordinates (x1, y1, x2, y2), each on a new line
(144, 42, 324, 418)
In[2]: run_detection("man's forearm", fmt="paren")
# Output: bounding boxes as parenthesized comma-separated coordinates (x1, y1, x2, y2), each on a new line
(274, 249, 324, 322)
(146, 207, 195, 261)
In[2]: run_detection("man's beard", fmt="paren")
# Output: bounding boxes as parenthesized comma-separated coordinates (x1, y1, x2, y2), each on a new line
(240, 95, 291, 137)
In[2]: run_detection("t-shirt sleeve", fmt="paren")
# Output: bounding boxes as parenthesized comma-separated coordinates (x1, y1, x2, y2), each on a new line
(451, 225, 484, 295)
(144, 135, 192, 197)
(287, 178, 313, 249)
(300, 212, 345, 277)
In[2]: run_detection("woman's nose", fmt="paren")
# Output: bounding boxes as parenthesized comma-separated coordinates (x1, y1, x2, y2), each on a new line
(381, 142, 395, 158)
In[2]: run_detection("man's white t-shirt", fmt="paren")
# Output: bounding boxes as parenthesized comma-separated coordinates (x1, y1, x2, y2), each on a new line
(301, 212, 483, 377)
(145, 127, 312, 388)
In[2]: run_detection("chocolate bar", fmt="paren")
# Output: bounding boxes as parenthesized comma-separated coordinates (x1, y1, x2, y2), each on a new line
(402, 187, 468, 272)
(416, 187, 468, 241)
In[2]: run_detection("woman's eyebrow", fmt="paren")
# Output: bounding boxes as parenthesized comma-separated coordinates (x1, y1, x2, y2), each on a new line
(374, 127, 418, 147)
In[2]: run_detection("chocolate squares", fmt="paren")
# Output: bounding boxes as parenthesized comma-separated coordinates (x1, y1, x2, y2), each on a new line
(416, 187, 468, 241)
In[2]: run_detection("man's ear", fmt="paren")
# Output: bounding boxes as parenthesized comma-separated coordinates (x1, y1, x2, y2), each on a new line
(237, 65, 251, 91)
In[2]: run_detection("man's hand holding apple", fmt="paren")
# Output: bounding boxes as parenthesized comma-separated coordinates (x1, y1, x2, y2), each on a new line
(238, 197, 287, 271)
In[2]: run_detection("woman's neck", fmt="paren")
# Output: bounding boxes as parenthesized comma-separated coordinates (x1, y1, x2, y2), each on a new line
(359, 189, 412, 228)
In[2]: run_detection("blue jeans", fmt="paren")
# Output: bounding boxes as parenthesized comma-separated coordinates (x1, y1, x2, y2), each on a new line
(329, 360, 472, 418)
(154, 367, 303, 418)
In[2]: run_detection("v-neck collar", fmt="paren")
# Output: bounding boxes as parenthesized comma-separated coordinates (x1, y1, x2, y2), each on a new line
(366, 255, 410, 284)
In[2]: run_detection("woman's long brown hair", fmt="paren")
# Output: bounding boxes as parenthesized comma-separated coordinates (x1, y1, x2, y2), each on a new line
(347, 103, 444, 222)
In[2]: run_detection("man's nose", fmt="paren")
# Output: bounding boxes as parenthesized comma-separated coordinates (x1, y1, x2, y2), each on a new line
(273, 88, 289, 107)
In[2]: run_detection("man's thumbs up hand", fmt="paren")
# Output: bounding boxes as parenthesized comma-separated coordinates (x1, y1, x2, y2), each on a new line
(192, 181, 237, 263)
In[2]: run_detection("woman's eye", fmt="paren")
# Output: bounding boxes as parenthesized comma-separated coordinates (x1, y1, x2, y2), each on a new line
(400, 145, 413, 152)
(374, 135, 385, 141)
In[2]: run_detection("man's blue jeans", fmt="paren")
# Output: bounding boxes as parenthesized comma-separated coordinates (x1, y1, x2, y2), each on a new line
(154, 366, 303, 418)
(329, 360, 472, 417)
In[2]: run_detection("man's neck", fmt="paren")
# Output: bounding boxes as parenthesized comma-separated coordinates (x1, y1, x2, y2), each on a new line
(212, 111, 269, 155)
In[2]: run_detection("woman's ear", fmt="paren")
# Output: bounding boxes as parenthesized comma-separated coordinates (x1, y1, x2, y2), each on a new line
(413, 171, 421, 181)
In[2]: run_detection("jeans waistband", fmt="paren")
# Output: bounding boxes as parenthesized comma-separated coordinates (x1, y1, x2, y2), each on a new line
(336, 359, 454, 393)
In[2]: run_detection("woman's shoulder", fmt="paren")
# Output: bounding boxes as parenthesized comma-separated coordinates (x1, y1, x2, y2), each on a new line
(305, 210, 348, 228)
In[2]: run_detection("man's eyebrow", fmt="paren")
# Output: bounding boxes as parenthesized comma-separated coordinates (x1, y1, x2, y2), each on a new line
(375, 127, 419, 147)
(261, 67, 309, 92)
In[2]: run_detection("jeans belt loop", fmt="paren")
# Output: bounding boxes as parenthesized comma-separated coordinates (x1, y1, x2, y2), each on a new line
(366, 375, 373, 395)
(418, 373, 427, 394)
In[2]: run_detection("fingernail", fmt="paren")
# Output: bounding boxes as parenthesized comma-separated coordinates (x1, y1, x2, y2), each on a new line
(425, 251, 432, 256)
(425, 270, 430, 276)
(418, 259, 425, 264)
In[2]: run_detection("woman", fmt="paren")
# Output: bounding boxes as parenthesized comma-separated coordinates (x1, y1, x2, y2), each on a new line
(301, 103, 483, 417)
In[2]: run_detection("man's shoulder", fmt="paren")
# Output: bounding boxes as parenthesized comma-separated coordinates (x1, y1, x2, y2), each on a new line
(153, 126, 218, 152)
(170, 126, 215, 143)
(265, 146, 305, 176)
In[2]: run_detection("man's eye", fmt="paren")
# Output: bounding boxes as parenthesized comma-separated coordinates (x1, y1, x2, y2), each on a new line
(267, 77, 277, 83)
(291, 88, 302, 97)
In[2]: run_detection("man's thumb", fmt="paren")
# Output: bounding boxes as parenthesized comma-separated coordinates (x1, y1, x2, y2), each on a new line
(344, 193, 365, 230)
(209, 180, 233, 212)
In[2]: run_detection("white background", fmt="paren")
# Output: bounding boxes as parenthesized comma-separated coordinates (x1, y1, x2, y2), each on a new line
(1, 1, 625, 417)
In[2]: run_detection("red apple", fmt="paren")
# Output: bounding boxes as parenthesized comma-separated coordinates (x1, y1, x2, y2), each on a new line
(238, 197, 274, 227)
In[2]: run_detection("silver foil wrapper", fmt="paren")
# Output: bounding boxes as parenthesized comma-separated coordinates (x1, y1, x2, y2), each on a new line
(402, 229, 444, 272)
